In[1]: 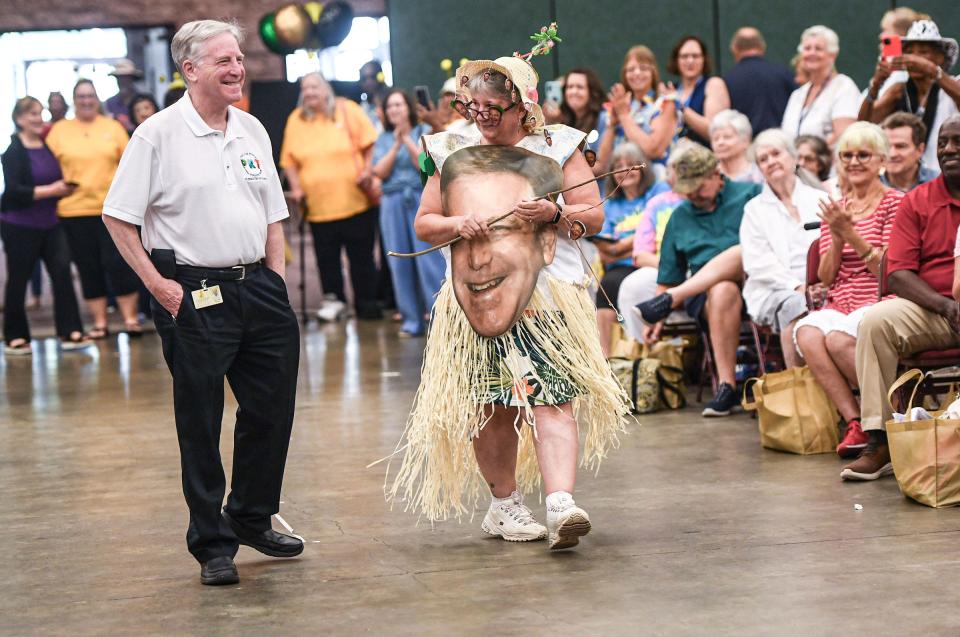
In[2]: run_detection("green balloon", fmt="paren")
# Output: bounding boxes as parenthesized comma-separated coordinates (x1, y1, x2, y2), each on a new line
(259, 12, 296, 55)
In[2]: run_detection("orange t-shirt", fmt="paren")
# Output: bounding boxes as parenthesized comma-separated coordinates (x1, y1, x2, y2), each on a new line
(279, 99, 378, 223)
(45, 115, 129, 218)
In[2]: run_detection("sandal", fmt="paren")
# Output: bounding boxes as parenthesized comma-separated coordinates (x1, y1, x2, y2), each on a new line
(123, 321, 143, 338)
(61, 332, 93, 351)
(4, 338, 32, 356)
(87, 326, 110, 340)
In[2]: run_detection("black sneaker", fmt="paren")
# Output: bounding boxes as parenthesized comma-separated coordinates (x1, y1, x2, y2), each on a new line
(636, 292, 674, 323)
(702, 382, 739, 417)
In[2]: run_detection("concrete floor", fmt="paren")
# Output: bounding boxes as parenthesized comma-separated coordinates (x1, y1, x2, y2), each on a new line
(1, 320, 959, 636)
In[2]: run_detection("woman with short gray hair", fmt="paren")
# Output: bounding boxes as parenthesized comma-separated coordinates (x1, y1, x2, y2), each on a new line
(709, 109, 761, 183)
(740, 128, 825, 367)
(781, 25, 861, 146)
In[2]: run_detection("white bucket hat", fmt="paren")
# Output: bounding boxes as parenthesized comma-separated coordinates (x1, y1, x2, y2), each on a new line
(903, 20, 958, 70)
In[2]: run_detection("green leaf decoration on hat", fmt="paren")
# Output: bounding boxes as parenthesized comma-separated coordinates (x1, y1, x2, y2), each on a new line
(518, 22, 561, 60)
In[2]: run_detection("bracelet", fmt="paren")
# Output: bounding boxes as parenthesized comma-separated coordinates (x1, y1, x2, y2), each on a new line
(864, 93, 876, 104)
(551, 202, 563, 224)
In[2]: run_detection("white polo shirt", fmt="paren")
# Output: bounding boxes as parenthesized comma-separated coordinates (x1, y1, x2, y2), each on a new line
(103, 93, 289, 267)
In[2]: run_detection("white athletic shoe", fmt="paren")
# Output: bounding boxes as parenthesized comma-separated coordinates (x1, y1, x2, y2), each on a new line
(316, 294, 346, 322)
(546, 494, 591, 550)
(480, 491, 547, 542)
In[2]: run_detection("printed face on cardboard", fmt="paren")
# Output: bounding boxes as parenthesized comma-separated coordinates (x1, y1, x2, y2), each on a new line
(443, 147, 560, 337)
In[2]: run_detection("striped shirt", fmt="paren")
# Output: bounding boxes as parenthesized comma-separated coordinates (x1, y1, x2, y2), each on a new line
(819, 189, 903, 314)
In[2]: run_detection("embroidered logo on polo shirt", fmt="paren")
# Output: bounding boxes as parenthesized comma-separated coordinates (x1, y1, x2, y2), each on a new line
(239, 152, 264, 179)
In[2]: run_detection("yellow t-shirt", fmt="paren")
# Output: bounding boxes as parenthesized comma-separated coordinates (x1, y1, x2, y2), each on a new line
(279, 99, 378, 223)
(46, 115, 129, 218)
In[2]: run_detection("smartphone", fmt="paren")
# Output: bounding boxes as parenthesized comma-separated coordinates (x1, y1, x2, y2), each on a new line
(544, 79, 563, 105)
(881, 34, 902, 60)
(414, 85, 431, 109)
(588, 233, 618, 244)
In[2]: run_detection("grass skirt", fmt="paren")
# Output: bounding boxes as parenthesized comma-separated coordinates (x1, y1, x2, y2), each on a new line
(383, 274, 631, 522)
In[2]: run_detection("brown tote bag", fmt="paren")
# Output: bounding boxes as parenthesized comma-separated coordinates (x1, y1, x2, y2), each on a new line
(742, 366, 839, 454)
(339, 100, 381, 206)
(886, 369, 960, 508)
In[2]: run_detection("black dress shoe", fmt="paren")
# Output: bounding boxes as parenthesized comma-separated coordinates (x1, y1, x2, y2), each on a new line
(200, 556, 239, 586)
(223, 511, 304, 558)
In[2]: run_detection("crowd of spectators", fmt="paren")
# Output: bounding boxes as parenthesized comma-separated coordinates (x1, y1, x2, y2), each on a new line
(3, 7, 960, 487)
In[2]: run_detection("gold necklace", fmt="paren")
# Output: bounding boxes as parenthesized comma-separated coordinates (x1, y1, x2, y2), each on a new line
(846, 188, 884, 218)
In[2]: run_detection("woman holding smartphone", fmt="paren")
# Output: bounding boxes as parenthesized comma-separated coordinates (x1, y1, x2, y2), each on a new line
(1, 97, 90, 354)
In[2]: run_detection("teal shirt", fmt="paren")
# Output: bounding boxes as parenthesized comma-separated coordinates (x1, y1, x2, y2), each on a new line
(657, 178, 762, 285)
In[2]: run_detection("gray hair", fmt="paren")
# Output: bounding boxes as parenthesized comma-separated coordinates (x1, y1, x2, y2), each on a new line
(465, 69, 516, 104)
(171, 20, 244, 77)
(299, 72, 337, 120)
(799, 25, 840, 55)
(608, 142, 655, 196)
(709, 109, 752, 141)
(751, 128, 797, 160)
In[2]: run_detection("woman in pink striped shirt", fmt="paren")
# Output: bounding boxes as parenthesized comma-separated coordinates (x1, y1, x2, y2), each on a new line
(794, 122, 903, 458)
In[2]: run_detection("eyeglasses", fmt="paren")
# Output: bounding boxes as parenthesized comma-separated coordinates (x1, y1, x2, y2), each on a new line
(450, 99, 518, 124)
(838, 150, 875, 164)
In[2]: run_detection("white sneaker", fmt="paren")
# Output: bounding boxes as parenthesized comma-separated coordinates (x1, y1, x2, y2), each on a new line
(480, 491, 547, 542)
(546, 494, 591, 550)
(316, 294, 346, 322)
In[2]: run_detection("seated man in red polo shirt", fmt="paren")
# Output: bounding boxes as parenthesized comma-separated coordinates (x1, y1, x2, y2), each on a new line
(846, 114, 960, 481)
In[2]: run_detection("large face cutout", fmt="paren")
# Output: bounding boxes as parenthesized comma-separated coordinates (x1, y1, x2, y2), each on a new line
(442, 146, 561, 338)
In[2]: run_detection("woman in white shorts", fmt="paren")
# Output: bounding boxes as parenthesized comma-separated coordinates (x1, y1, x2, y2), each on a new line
(793, 122, 904, 458)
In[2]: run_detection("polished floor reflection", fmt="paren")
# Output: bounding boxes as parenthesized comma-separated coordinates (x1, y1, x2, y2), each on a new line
(2, 321, 959, 635)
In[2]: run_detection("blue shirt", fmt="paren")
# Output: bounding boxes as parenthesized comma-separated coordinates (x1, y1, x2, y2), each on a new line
(657, 178, 762, 285)
(596, 93, 676, 174)
(723, 56, 796, 135)
(601, 181, 670, 268)
(373, 123, 431, 194)
(881, 164, 938, 192)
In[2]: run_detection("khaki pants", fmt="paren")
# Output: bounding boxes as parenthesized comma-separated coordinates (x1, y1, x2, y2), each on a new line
(856, 297, 960, 430)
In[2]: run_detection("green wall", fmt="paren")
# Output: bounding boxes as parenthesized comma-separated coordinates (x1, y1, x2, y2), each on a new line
(391, 0, 960, 95)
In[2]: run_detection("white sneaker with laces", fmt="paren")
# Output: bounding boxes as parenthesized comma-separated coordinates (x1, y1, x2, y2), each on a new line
(546, 493, 591, 550)
(480, 491, 547, 542)
(316, 294, 346, 322)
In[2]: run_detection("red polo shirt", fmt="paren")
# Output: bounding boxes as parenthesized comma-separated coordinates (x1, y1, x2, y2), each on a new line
(887, 176, 960, 297)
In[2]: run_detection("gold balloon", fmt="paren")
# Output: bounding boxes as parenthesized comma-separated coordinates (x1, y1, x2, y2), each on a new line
(274, 3, 311, 49)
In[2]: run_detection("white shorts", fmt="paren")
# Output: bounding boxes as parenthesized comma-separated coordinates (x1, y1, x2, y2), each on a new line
(792, 305, 872, 357)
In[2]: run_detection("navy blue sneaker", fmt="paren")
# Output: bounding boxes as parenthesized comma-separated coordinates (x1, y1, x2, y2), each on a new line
(702, 382, 739, 417)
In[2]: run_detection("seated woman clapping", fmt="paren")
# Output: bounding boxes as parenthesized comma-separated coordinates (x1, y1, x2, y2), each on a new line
(793, 122, 903, 459)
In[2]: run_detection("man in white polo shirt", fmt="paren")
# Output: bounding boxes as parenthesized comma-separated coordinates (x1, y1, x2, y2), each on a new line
(103, 19, 301, 586)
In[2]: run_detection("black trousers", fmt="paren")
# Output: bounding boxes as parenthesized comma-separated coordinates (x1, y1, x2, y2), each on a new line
(60, 216, 140, 300)
(1, 221, 83, 342)
(153, 266, 300, 563)
(309, 208, 379, 316)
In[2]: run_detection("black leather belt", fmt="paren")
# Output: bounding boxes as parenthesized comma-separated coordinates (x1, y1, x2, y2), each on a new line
(176, 261, 261, 281)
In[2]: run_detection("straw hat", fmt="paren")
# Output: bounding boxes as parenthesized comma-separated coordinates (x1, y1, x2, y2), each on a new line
(456, 56, 545, 132)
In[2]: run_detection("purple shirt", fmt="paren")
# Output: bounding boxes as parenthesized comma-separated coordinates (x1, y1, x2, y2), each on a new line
(2, 147, 61, 230)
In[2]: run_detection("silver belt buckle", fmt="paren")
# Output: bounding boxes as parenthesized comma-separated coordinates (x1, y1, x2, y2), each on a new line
(231, 265, 246, 281)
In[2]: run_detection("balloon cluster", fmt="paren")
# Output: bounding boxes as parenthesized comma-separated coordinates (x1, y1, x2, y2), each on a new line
(259, 1, 354, 55)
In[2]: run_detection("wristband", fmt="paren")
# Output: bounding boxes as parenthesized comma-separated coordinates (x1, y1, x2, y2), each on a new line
(551, 202, 563, 224)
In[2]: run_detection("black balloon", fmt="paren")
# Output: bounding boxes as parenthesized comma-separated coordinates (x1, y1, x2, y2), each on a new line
(315, 1, 355, 48)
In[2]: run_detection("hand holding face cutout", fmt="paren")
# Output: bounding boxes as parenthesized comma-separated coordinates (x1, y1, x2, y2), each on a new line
(455, 212, 490, 240)
(513, 198, 558, 223)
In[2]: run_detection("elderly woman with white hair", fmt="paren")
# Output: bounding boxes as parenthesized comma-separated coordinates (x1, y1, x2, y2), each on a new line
(781, 25, 861, 146)
(793, 122, 903, 459)
(280, 71, 382, 321)
(710, 109, 762, 183)
(740, 128, 826, 366)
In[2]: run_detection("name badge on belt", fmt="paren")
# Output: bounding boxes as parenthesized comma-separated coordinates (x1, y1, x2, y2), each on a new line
(191, 280, 224, 309)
